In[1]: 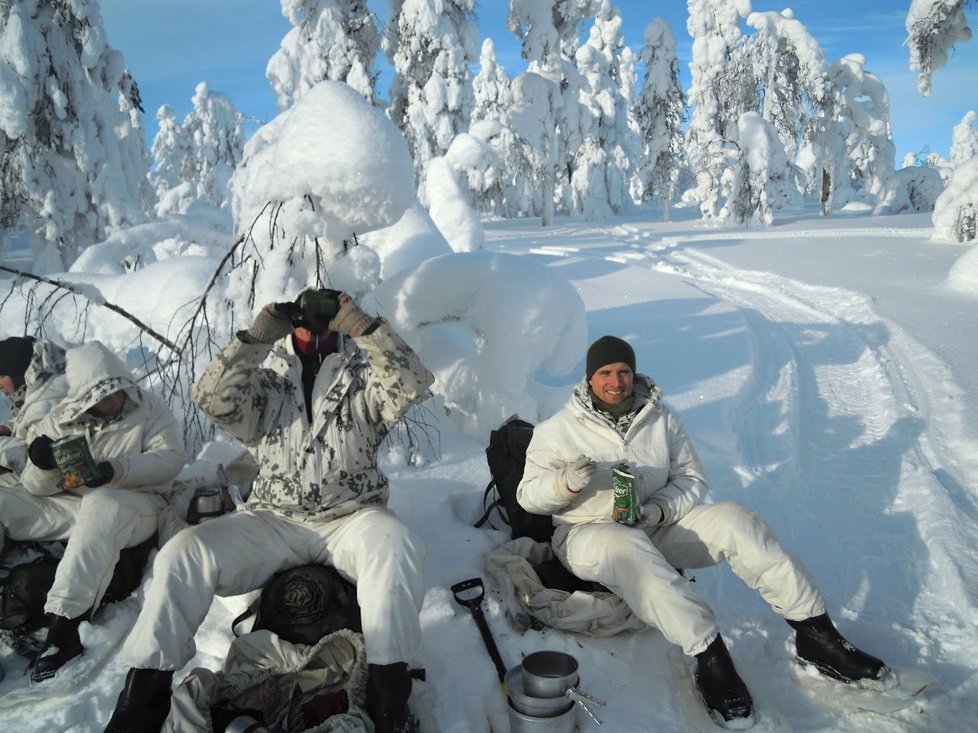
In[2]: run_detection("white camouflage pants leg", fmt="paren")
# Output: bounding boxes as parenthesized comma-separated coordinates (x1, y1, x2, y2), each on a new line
(556, 501, 826, 656)
(121, 506, 426, 670)
(44, 488, 163, 618)
(0, 484, 79, 556)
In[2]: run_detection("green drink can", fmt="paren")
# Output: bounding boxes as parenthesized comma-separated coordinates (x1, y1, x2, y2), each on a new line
(611, 463, 638, 525)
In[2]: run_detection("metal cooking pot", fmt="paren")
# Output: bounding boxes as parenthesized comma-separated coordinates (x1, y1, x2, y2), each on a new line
(521, 651, 580, 698)
(506, 666, 574, 718)
(508, 700, 577, 733)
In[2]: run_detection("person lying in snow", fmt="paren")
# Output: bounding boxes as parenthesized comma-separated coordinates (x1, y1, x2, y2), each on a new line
(0, 340, 185, 682)
(0, 336, 68, 488)
(102, 290, 435, 733)
(517, 335, 887, 727)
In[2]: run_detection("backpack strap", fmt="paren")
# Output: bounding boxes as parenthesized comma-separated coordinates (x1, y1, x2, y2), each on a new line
(473, 480, 508, 530)
(231, 597, 261, 637)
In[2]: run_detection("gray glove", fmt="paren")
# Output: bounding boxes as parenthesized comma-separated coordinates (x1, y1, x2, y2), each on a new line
(247, 303, 297, 343)
(560, 454, 596, 494)
(640, 501, 664, 527)
(328, 294, 377, 337)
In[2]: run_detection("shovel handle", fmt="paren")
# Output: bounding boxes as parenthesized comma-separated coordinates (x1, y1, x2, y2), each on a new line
(451, 577, 508, 684)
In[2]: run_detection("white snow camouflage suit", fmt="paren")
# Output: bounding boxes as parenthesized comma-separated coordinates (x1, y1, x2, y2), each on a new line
(0, 339, 68, 482)
(120, 321, 434, 670)
(0, 341, 185, 617)
(518, 374, 826, 656)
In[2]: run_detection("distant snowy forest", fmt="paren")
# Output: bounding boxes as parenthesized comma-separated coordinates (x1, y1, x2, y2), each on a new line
(1, 0, 976, 274)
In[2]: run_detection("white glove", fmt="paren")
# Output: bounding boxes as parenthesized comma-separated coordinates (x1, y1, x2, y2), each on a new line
(640, 501, 664, 527)
(328, 294, 377, 337)
(560, 454, 596, 494)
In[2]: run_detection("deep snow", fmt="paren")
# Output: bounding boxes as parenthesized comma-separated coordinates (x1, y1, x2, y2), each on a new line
(2, 206, 977, 732)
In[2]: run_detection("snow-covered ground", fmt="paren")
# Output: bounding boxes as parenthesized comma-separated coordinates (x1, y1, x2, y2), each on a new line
(2, 207, 977, 732)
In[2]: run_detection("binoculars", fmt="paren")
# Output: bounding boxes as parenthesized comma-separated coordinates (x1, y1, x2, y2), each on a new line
(295, 289, 341, 335)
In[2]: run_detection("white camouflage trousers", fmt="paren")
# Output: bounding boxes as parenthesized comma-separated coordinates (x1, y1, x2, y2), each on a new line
(554, 501, 827, 656)
(121, 506, 426, 670)
(0, 485, 163, 618)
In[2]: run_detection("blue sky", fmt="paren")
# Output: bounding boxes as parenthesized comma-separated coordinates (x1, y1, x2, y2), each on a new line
(99, 0, 977, 160)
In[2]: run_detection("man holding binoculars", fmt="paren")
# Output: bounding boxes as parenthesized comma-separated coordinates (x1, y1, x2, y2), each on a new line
(102, 289, 435, 733)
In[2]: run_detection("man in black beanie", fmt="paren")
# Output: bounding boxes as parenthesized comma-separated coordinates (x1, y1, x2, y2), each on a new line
(517, 334, 889, 727)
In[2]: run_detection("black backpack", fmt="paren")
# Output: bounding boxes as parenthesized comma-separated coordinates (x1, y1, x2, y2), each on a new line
(475, 418, 554, 543)
(0, 534, 157, 634)
(233, 564, 362, 646)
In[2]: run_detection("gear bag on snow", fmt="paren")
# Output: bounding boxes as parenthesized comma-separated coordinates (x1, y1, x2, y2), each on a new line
(475, 418, 608, 595)
(233, 564, 362, 646)
(0, 534, 157, 633)
(474, 418, 554, 543)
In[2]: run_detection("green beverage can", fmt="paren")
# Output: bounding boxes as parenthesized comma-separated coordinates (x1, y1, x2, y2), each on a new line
(611, 463, 638, 525)
(51, 434, 101, 490)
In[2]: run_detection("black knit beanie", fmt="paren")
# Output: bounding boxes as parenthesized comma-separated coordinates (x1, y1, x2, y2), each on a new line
(586, 335, 636, 380)
(0, 336, 36, 389)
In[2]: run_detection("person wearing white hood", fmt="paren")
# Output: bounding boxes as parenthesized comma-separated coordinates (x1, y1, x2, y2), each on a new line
(1, 341, 185, 682)
(0, 336, 68, 488)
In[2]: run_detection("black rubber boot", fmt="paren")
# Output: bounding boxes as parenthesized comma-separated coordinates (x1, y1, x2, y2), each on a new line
(30, 613, 84, 682)
(366, 662, 417, 733)
(102, 667, 175, 733)
(788, 614, 887, 683)
(694, 635, 754, 726)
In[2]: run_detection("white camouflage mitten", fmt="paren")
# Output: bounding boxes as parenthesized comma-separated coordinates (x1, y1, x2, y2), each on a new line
(328, 294, 377, 337)
(557, 454, 596, 496)
(247, 303, 297, 343)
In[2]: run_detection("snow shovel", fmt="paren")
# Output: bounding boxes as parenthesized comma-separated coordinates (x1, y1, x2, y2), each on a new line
(451, 577, 508, 686)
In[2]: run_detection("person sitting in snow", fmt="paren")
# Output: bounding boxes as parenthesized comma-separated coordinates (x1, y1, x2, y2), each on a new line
(0, 336, 68, 489)
(517, 335, 888, 727)
(102, 290, 434, 733)
(0, 340, 185, 682)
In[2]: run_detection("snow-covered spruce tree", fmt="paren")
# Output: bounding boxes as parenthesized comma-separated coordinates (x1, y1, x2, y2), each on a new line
(571, 0, 635, 220)
(472, 38, 512, 124)
(0, 0, 151, 271)
(933, 156, 978, 241)
(267, 0, 381, 109)
(950, 109, 978, 167)
(508, 72, 562, 224)
(150, 82, 245, 217)
(827, 53, 896, 213)
(906, 0, 973, 95)
(508, 0, 601, 219)
(385, 0, 479, 201)
(746, 9, 829, 167)
(720, 111, 796, 225)
(633, 18, 686, 220)
(685, 0, 757, 219)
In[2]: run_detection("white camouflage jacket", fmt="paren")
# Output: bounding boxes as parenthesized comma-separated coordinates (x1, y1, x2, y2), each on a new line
(0, 340, 68, 475)
(517, 374, 709, 527)
(20, 341, 185, 498)
(192, 322, 434, 521)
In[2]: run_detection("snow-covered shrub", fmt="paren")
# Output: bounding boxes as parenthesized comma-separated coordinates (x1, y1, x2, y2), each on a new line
(881, 165, 944, 213)
(933, 157, 978, 242)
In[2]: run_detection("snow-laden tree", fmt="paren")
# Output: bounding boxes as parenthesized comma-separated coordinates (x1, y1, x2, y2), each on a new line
(508, 0, 601, 218)
(633, 18, 686, 219)
(746, 9, 829, 164)
(509, 72, 563, 225)
(720, 111, 796, 225)
(385, 0, 479, 200)
(150, 83, 245, 217)
(0, 0, 151, 271)
(685, 0, 756, 219)
(950, 109, 978, 167)
(906, 0, 973, 95)
(827, 54, 896, 213)
(933, 156, 978, 241)
(472, 38, 512, 124)
(571, 0, 635, 219)
(267, 0, 380, 109)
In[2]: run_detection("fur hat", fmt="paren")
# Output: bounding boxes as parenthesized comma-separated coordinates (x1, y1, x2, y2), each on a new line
(586, 335, 636, 379)
(0, 336, 36, 388)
